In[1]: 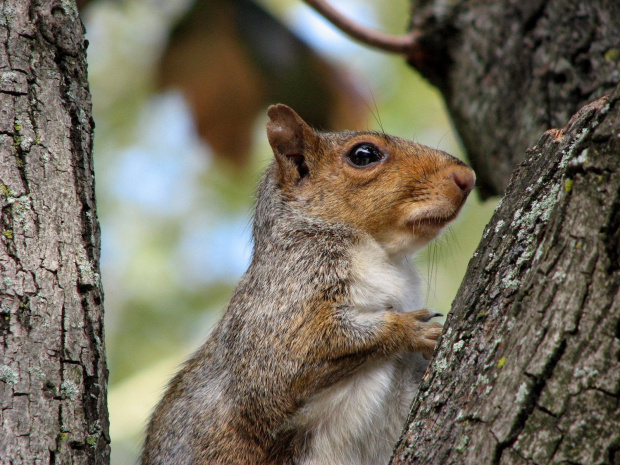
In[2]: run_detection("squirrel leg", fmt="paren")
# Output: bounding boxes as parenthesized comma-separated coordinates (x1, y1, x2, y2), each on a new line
(304, 305, 443, 362)
(395, 309, 443, 356)
(288, 306, 443, 399)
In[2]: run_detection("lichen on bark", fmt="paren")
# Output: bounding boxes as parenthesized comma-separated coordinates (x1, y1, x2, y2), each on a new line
(391, 85, 620, 465)
(0, 1, 109, 464)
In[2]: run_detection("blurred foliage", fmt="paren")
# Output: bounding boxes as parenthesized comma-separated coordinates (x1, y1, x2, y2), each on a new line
(159, 0, 368, 166)
(81, 1, 497, 464)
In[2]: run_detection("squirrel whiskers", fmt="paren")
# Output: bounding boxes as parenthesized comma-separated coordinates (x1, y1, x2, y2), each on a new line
(142, 104, 475, 465)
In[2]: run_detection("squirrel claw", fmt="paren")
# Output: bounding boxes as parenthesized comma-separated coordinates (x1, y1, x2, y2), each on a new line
(409, 309, 442, 322)
(403, 310, 443, 354)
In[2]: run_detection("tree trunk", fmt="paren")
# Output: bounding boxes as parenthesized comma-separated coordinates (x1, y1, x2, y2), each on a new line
(388, 1, 620, 462)
(0, 1, 109, 464)
(390, 83, 620, 465)
(409, 0, 620, 198)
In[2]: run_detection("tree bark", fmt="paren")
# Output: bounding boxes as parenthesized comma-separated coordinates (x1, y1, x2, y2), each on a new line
(389, 1, 620, 462)
(391, 83, 620, 464)
(0, 1, 109, 464)
(408, 0, 620, 198)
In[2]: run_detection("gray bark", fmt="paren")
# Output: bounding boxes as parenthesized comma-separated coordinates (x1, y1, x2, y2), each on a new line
(390, 1, 620, 462)
(409, 0, 620, 198)
(0, 1, 109, 464)
(390, 84, 620, 464)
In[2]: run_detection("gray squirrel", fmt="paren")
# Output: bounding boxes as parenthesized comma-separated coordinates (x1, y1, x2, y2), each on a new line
(141, 104, 475, 465)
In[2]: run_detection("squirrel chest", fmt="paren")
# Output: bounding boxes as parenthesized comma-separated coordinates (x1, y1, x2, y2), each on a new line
(289, 239, 429, 465)
(141, 104, 475, 465)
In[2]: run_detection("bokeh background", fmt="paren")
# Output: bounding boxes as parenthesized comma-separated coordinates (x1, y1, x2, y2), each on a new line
(80, 0, 498, 463)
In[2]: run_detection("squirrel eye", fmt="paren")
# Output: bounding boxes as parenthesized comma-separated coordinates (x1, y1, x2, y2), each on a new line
(346, 143, 383, 167)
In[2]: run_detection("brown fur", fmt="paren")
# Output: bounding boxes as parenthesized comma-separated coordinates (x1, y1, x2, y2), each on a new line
(141, 104, 475, 465)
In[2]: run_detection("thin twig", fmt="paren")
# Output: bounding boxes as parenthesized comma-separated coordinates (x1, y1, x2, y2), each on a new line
(302, 0, 418, 55)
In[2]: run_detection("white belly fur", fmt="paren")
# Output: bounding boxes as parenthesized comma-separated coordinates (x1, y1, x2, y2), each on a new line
(297, 240, 429, 465)
(296, 353, 428, 465)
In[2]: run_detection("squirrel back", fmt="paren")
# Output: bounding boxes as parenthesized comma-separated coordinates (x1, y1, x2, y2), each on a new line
(142, 104, 475, 465)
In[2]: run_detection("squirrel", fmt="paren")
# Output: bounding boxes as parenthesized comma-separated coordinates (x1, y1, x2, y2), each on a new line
(141, 104, 475, 465)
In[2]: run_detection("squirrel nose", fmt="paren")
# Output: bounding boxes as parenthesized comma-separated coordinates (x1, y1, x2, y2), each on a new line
(450, 166, 476, 194)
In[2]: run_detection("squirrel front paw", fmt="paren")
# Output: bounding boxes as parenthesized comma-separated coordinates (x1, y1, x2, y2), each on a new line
(404, 309, 443, 356)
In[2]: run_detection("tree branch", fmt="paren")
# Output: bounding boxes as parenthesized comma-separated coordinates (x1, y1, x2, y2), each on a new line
(302, 0, 418, 55)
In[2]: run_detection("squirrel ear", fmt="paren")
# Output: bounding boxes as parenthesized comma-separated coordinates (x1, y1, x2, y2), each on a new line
(266, 104, 316, 185)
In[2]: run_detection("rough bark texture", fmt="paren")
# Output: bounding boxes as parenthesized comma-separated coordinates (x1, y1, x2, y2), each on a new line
(390, 85, 620, 464)
(0, 1, 109, 464)
(409, 0, 620, 198)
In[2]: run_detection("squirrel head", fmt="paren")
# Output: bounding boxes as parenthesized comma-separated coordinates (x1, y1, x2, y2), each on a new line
(266, 104, 475, 256)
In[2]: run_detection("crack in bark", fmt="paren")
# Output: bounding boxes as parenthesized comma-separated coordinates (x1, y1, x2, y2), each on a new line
(492, 340, 567, 465)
